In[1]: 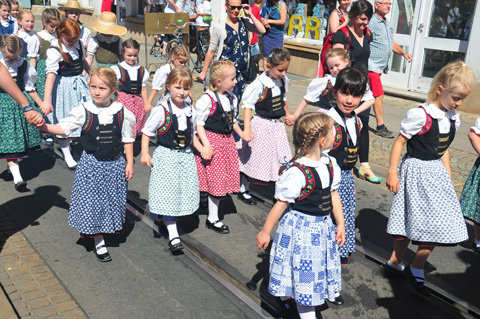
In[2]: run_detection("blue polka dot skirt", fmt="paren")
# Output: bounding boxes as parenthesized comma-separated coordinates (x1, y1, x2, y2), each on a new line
(68, 151, 127, 235)
(387, 157, 468, 245)
(268, 209, 342, 307)
(337, 170, 356, 258)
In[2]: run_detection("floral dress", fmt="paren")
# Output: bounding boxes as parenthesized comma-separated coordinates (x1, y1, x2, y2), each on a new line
(221, 22, 249, 103)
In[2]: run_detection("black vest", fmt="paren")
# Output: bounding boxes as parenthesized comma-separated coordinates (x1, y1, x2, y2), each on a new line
(18, 37, 28, 58)
(156, 100, 193, 150)
(54, 46, 83, 77)
(255, 78, 286, 119)
(0, 60, 27, 93)
(117, 64, 144, 95)
(96, 38, 121, 64)
(38, 36, 52, 60)
(407, 106, 456, 160)
(204, 92, 234, 135)
(81, 106, 124, 160)
(319, 79, 335, 110)
(328, 108, 361, 170)
(291, 160, 334, 216)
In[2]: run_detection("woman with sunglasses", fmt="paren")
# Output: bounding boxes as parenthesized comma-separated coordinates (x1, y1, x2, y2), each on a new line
(198, 0, 265, 106)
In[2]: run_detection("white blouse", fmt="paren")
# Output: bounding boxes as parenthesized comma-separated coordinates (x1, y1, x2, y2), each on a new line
(80, 26, 91, 49)
(142, 99, 195, 136)
(471, 117, 480, 134)
(327, 106, 362, 145)
(37, 30, 57, 43)
(87, 34, 122, 56)
(400, 103, 460, 139)
(241, 72, 289, 110)
(195, 90, 238, 126)
(151, 63, 173, 91)
(16, 30, 40, 58)
(111, 61, 150, 87)
(45, 42, 84, 74)
(275, 155, 341, 203)
(304, 74, 374, 103)
(1, 58, 37, 91)
(59, 101, 136, 142)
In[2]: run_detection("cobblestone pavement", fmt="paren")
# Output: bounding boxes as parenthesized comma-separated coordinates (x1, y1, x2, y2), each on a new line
(0, 208, 87, 319)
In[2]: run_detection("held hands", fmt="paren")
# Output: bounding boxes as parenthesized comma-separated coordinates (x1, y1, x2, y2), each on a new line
(256, 230, 270, 250)
(141, 153, 154, 168)
(285, 114, 298, 126)
(201, 144, 215, 160)
(144, 103, 153, 113)
(386, 172, 400, 193)
(28, 111, 46, 128)
(198, 70, 207, 82)
(41, 101, 53, 116)
(125, 162, 134, 181)
(242, 129, 254, 143)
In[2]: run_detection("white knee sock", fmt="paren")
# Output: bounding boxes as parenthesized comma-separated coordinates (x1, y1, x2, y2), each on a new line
(296, 304, 316, 319)
(207, 196, 223, 226)
(59, 139, 77, 167)
(94, 236, 107, 254)
(164, 221, 180, 245)
(9, 164, 23, 183)
(240, 176, 251, 197)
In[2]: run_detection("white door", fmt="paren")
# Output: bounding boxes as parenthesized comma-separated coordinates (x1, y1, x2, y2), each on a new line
(384, 0, 476, 93)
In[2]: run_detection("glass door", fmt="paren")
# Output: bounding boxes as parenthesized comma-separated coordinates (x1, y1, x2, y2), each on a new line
(382, 0, 421, 89)
(410, 0, 476, 92)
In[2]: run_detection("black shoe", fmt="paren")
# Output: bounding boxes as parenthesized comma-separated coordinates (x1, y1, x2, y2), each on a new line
(340, 256, 349, 265)
(237, 192, 257, 205)
(402, 265, 430, 296)
(14, 180, 27, 192)
(472, 243, 480, 255)
(168, 237, 184, 252)
(383, 262, 404, 277)
(205, 219, 230, 234)
(329, 294, 344, 306)
(95, 245, 112, 262)
(375, 127, 395, 138)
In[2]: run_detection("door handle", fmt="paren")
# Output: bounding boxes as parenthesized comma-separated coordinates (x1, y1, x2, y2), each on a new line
(418, 23, 424, 33)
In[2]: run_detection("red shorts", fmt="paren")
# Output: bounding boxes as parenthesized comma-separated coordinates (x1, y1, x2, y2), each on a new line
(368, 71, 384, 97)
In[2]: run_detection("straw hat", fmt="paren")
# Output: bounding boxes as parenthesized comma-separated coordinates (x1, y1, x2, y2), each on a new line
(58, 0, 91, 14)
(89, 12, 127, 36)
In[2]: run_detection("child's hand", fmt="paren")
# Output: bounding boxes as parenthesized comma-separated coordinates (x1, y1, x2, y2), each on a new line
(201, 145, 214, 160)
(31, 112, 46, 128)
(144, 103, 153, 113)
(141, 153, 153, 168)
(41, 101, 53, 115)
(125, 162, 134, 181)
(335, 225, 345, 247)
(285, 114, 297, 126)
(242, 129, 254, 143)
(256, 230, 270, 250)
(386, 173, 400, 193)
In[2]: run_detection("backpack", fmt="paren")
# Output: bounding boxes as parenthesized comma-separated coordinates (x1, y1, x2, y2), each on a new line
(317, 24, 371, 77)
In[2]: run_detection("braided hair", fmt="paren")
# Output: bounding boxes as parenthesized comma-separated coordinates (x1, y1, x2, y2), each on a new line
(279, 112, 333, 175)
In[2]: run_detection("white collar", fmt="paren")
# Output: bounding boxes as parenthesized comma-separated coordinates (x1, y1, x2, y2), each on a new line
(327, 107, 356, 128)
(83, 100, 123, 115)
(422, 103, 455, 120)
(296, 154, 331, 168)
(258, 72, 277, 88)
(205, 90, 233, 102)
(1, 57, 25, 70)
(160, 98, 192, 116)
(119, 61, 140, 69)
(38, 30, 56, 41)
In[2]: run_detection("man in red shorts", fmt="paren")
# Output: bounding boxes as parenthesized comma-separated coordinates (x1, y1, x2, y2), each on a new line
(368, 1, 412, 138)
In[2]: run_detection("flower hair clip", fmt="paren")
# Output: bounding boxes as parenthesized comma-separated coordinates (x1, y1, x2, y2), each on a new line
(281, 156, 291, 168)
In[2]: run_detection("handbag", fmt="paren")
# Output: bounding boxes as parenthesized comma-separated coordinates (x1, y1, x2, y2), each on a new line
(246, 49, 257, 83)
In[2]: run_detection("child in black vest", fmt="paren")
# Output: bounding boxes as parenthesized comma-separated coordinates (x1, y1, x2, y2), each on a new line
(38, 66, 135, 263)
(385, 62, 474, 296)
(257, 112, 345, 318)
(141, 67, 203, 253)
(237, 47, 292, 205)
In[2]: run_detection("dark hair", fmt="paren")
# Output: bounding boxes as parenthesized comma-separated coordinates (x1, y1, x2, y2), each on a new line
(42, 8, 61, 24)
(266, 47, 290, 67)
(349, 0, 373, 21)
(122, 38, 140, 54)
(334, 67, 367, 97)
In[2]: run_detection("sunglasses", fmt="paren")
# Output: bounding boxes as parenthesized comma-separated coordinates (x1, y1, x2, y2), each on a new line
(227, 4, 242, 10)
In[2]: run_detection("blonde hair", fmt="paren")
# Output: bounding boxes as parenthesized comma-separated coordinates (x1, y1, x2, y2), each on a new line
(17, 9, 33, 22)
(90, 66, 120, 101)
(427, 61, 476, 104)
(0, 34, 22, 55)
(279, 112, 333, 175)
(326, 48, 350, 66)
(169, 43, 189, 62)
(208, 60, 235, 91)
(165, 67, 193, 95)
